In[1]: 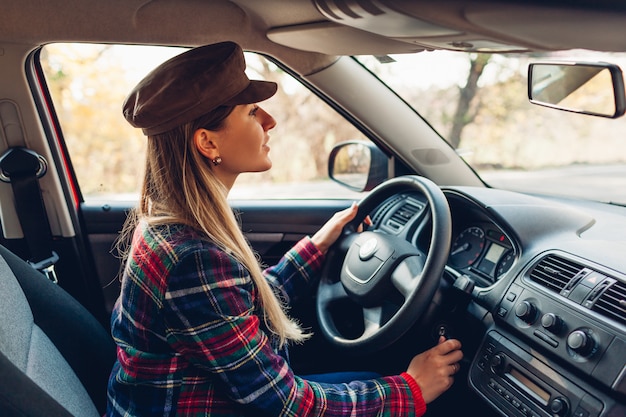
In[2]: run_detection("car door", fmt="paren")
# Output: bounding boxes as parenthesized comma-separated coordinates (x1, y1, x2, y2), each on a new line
(36, 42, 378, 374)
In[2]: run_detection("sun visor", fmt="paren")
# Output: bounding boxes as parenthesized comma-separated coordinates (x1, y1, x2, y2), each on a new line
(268, 22, 425, 55)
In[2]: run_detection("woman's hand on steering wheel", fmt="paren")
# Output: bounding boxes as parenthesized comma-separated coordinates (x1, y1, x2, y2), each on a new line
(311, 202, 370, 254)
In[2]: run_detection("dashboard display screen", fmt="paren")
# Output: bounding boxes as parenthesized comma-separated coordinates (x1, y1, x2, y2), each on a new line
(477, 242, 505, 276)
(508, 368, 550, 404)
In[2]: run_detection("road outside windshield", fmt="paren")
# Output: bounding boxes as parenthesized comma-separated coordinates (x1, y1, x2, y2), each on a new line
(358, 50, 626, 205)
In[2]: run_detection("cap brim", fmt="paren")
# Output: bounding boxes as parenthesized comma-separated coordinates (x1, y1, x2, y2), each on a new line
(223, 80, 277, 106)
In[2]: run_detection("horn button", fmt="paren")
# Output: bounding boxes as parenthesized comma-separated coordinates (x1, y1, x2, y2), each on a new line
(341, 231, 419, 306)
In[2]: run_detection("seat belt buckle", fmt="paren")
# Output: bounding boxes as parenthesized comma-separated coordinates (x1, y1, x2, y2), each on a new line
(28, 251, 59, 284)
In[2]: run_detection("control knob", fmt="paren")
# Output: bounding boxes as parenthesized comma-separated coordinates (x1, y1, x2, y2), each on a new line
(549, 397, 569, 417)
(541, 313, 563, 333)
(567, 329, 596, 357)
(515, 301, 537, 324)
(490, 353, 505, 373)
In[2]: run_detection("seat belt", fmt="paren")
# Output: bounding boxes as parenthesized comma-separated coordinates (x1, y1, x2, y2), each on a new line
(0, 147, 59, 283)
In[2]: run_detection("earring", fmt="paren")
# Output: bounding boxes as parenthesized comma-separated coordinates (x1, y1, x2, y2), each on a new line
(212, 156, 222, 166)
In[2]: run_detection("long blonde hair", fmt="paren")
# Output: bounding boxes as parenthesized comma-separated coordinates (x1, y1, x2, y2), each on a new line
(121, 106, 309, 347)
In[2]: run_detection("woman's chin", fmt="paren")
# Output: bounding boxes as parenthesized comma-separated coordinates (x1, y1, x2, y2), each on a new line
(249, 161, 272, 173)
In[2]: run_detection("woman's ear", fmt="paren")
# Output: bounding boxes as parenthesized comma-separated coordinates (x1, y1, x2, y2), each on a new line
(193, 128, 220, 160)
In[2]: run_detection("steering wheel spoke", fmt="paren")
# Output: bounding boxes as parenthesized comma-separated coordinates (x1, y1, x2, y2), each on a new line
(390, 256, 425, 298)
(317, 279, 350, 307)
(362, 306, 383, 337)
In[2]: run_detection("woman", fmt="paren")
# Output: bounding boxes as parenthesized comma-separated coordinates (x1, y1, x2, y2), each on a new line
(106, 41, 463, 416)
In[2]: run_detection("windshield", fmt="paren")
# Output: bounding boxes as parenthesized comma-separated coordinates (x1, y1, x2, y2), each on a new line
(357, 50, 626, 205)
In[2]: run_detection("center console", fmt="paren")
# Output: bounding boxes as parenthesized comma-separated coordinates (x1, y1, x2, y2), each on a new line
(469, 253, 626, 417)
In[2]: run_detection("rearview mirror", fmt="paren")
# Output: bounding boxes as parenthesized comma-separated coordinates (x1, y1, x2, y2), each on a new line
(528, 62, 626, 118)
(328, 141, 388, 192)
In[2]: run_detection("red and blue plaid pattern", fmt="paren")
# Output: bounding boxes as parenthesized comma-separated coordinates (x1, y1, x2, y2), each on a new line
(106, 222, 425, 416)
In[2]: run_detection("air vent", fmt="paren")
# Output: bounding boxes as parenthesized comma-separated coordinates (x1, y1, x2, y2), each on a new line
(592, 281, 626, 326)
(370, 195, 403, 227)
(528, 255, 585, 293)
(386, 201, 423, 230)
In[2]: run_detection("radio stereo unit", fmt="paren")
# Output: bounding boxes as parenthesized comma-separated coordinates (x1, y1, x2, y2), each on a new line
(469, 331, 604, 417)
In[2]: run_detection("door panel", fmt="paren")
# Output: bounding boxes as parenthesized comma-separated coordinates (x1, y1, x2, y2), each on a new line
(81, 199, 354, 313)
(82, 198, 358, 373)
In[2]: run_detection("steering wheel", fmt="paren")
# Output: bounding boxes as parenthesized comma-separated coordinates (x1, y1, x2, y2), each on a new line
(316, 175, 452, 353)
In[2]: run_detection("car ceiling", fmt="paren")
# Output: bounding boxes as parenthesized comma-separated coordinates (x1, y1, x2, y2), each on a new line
(3, 0, 626, 74)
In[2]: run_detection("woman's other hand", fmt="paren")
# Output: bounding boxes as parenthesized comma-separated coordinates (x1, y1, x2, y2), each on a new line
(311, 202, 363, 254)
(406, 337, 464, 404)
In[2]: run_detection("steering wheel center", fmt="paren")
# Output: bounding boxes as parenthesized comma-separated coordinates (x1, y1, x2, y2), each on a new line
(341, 231, 420, 306)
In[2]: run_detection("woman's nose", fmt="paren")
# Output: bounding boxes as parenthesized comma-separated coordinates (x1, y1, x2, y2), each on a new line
(259, 107, 276, 130)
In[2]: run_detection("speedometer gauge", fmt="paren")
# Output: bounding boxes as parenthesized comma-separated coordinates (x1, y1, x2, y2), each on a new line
(450, 226, 485, 268)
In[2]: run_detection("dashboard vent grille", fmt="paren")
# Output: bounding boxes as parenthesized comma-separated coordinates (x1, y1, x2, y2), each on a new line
(370, 195, 403, 227)
(528, 255, 584, 293)
(592, 281, 626, 326)
(386, 201, 423, 230)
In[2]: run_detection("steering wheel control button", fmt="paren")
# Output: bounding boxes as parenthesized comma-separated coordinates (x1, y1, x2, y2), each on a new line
(358, 237, 378, 260)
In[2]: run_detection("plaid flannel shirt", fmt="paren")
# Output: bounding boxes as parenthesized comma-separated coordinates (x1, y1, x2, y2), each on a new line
(106, 222, 425, 416)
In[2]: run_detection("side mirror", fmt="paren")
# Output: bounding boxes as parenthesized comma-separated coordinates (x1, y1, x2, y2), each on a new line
(328, 141, 388, 192)
(528, 62, 626, 118)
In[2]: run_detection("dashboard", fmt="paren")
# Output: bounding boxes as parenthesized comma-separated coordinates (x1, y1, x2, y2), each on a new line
(368, 185, 626, 417)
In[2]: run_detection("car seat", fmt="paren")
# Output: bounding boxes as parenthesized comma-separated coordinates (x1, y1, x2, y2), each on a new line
(0, 244, 116, 416)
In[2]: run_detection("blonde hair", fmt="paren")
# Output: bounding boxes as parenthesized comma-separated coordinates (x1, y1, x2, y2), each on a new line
(121, 106, 309, 348)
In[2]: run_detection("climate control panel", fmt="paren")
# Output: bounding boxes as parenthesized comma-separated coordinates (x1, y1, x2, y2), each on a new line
(495, 282, 626, 395)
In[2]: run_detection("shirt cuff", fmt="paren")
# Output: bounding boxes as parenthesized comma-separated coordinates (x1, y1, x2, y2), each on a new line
(400, 372, 427, 417)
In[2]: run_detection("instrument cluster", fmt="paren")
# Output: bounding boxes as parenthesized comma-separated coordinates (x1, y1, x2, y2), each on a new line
(449, 223, 515, 285)
(444, 192, 517, 286)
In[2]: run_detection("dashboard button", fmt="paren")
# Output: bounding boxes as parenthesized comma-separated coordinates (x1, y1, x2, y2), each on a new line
(573, 406, 589, 417)
(533, 330, 559, 348)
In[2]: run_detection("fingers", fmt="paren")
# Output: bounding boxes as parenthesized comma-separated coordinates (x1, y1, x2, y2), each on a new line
(356, 214, 372, 232)
(311, 202, 359, 254)
(406, 339, 464, 404)
(449, 362, 461, 375)
(337, 202, 359, 223)
(435, 338, 463, 355)
(433, 338, 464, 375)
(310, 201, 372, 252)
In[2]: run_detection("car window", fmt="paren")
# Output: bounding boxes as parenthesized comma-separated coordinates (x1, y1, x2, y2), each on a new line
(40, 44, 370, 201)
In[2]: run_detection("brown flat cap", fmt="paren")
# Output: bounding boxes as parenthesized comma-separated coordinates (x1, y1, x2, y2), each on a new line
(123, 41, 278, 136)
